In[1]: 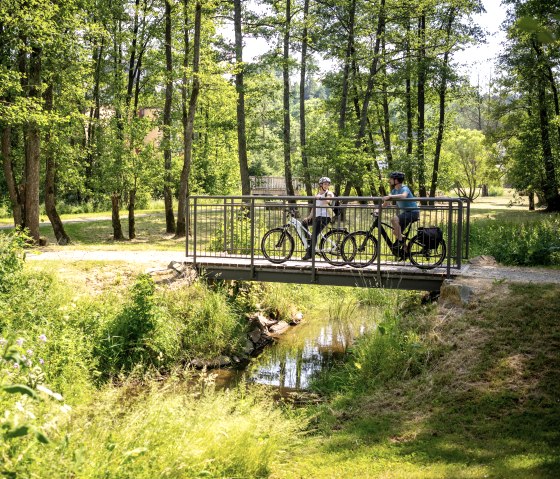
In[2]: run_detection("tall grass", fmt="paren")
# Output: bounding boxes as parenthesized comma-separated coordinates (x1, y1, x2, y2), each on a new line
(3, 376, 303, 478)
(469, 214, 560, 265)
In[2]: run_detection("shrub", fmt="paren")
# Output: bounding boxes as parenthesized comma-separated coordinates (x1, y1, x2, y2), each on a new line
(469, 216, 560, 265)
(0, 231, 27, 292)
(95, 274, 167, 377)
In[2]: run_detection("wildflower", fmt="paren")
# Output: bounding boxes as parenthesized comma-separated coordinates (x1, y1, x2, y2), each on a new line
(0, 337, 6, 346)
(16, 338, 24, 346)
(39, 358, 44, 365)
(26, 360, 32, 367)
(26, 349, 33, 356)
(38, 334, 47, 342)
(13, 362, 19, 369)
(21, 355, 27, 361)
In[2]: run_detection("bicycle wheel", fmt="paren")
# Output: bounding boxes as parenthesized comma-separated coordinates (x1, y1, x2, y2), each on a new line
(261, 228, 295, 264)
(319, 229, 354, 266)
(342, 231, 378, 268)
(408, 236, 446, 269)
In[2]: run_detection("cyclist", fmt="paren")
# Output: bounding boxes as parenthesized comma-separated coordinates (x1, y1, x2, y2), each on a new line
(382, 172, 420, 251)
(302, 176, 335, 260)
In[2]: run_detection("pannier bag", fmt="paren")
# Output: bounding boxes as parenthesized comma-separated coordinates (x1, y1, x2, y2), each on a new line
(417, 227, 443, 249)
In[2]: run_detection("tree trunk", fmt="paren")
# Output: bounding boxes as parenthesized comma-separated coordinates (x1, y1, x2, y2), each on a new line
(176, 0, 201, 237)
(85, 39, 104, 197)
(44, 84, 70, 245)
(430, 10, 454, 198)
(282, 0, 295, 196)
(405, 17, 414, 185)
(357, 0, 385, 146)
(1, 125, 24, 227)
(24, 45, 42, 243)
(163, 0, 176, 232)
(534, 41, 560, 211)
(233, 0, 251, 196)
(128, 187, 136, 239)
(339, 0, 356, 132)
(380, 35, 392, 167)
(299, 0, 312, 196)
(111, 193, 125, 240)
(417, 12, 427, 198)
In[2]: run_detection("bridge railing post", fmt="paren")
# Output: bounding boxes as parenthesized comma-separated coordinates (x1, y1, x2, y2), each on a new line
(446, 200, 453, 277)
(456, 199, 463, 270)
(186, 196, 190, 257)
(311, 196, 317, 283)
(193, 196, 198, 267)
(250, 197, 255, 278)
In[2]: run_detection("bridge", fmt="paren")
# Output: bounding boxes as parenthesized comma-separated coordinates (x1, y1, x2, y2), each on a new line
(184, 195, 470, 292)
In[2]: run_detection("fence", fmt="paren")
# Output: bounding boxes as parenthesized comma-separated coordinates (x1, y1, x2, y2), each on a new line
(186, 195, 468, 277)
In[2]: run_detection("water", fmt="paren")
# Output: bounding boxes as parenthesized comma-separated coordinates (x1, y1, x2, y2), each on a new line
(228, 306, 374, 392)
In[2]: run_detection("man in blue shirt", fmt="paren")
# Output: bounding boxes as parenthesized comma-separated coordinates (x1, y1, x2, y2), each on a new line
(382, 171, 420, 247)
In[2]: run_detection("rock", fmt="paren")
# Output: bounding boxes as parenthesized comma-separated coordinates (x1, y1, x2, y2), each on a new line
(468, 255, 497, 266)
(190, 355, 231, 369)
(249, 327, 264, 344)
(290, 311, 304, 324)
(268, 320, 290, 335)
(440, 280, 473, 306)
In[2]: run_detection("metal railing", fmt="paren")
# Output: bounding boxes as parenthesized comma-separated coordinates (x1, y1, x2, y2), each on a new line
(186, 195, 469, 278)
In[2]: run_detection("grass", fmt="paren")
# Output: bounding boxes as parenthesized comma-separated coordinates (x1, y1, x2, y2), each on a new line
(269, 282, 560, 478)
(1, 193, 560, 478)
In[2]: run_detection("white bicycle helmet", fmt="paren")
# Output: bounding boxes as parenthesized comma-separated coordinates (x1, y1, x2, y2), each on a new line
(318, 176, 331, 184)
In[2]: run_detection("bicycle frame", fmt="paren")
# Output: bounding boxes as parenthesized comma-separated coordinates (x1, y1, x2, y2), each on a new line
(283, 215, 341, 253)
(366, 214, 414, 251)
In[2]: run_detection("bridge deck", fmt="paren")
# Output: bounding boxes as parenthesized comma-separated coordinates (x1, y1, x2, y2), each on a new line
(186, 255, 464, 291)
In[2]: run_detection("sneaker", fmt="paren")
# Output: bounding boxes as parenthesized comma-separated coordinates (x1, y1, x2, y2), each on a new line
(302, 252, 312, 261)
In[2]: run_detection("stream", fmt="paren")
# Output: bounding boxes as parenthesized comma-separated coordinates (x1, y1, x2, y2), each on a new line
(214, 305, 376, 393)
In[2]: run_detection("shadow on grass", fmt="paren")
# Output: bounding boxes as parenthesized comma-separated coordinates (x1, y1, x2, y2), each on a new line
(319, 284, 560, 478)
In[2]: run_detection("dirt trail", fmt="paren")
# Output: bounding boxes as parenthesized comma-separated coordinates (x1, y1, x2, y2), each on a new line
(25, 250, 560, 284)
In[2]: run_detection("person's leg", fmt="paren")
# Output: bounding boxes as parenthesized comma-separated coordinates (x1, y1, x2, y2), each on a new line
(303, 217, 329, 260)
(392, 215, 403, 241)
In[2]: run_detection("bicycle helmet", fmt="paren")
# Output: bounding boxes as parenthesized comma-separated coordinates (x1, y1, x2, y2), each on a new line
(318, 176, 331, 184)
(389, 171, 405, 183)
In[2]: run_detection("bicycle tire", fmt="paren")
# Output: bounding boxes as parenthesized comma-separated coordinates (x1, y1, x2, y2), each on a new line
(342, 231, 378, 268)
(408, 236, 446, 269)
(319, 229, 354, 266)
(261, 228, 295, 264)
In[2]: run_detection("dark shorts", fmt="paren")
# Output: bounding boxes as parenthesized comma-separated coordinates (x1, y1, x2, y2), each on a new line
(398, 210, 420, 230)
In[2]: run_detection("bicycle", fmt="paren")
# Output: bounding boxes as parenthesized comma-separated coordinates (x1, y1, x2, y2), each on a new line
(261, 210, 356, 265)
(341, 208, 446, 269)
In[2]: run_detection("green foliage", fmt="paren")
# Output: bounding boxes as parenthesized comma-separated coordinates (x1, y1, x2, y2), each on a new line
(95, 275, 166, 376)
(0, 231, 27, 292)
(470, 215, 560, 265)
(10, 378, 302, 479)
(161, 282, 245, 361)
(314, 300, 439, 396)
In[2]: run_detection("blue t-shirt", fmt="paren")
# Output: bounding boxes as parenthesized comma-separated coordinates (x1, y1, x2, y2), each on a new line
(391, 186, 419, 211)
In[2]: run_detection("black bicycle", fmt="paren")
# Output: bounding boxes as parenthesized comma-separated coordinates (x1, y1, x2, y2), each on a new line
(261, 210, 356, 265)
(341, 210, 446, 269)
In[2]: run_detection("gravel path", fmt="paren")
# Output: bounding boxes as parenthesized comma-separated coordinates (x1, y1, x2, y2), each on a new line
(24, 250, 560, 285)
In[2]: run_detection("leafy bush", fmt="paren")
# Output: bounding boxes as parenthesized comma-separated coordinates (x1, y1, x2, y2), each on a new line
(95, 274, 169, 377)
(469, 215, 560, 265)
(0, 231, 27, 292)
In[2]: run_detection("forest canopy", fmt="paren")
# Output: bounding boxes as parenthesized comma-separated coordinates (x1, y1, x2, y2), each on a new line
(1, 0, 560, 243)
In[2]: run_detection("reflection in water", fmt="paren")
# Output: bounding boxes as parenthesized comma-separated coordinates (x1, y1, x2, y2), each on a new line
(246, 308, 372, 391)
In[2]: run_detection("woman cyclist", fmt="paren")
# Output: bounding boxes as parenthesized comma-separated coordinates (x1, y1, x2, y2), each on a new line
(302, 176, 335, 260)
